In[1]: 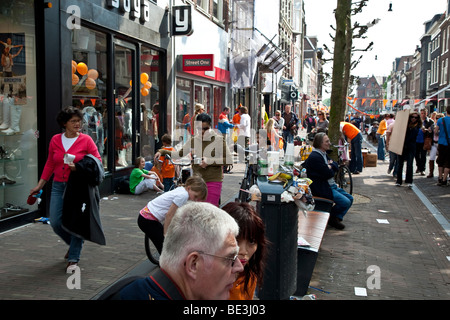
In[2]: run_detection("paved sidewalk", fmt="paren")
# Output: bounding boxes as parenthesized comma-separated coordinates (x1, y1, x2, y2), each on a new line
(0, 138, 448, 300)
(0, 164, 245, 300)
(307, 141, 450, 300)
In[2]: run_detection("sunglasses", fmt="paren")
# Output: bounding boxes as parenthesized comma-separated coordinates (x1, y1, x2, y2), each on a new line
(410, 116, 419, 119)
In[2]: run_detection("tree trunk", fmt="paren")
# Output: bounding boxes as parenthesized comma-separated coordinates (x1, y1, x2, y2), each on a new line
(329, 0, 351, 159)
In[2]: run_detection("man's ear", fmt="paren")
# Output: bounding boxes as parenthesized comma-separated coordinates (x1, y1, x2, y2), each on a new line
(184, 252, 201, 279)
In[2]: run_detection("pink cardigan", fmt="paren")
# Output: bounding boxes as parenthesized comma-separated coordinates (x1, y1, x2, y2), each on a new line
(41, 133, 101, 183)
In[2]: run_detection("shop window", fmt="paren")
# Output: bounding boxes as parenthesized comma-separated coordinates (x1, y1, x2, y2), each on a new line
(176, 78, 192, 139)
(72, 27, 108, 168)
(0, 0, 38, 220)
(140, 46, 161, 159)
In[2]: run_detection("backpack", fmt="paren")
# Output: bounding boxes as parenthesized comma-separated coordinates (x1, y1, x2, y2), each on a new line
(115, 176, 131, 194)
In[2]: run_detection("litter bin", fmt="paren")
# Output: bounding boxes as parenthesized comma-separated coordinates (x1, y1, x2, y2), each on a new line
(256, 176, 298, 300)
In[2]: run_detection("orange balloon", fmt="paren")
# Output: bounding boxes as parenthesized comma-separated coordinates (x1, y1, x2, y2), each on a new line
(72, 63, 76, 74)
(77, 62, 88, 75)
(85, 77, 96, 90)
(87, 69, 98, 80)
(144, 81, 152, 89)
(129, 80, 132, 87)
(141, 88, 149, 96)
(140, 72, 149, 84)
(72, 73, 79, 85)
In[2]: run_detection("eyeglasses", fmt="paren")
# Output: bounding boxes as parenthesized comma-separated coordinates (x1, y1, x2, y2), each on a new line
(68, 119, 82, 124)
(197, 251, 239, 267)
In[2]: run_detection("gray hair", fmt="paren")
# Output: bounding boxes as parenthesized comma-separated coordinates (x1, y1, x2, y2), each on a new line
(159, 202, 239, 272)
(313, 132, 327, 149)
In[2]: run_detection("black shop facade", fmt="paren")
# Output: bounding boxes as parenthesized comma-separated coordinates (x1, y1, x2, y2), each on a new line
(0, 0, 170, 231)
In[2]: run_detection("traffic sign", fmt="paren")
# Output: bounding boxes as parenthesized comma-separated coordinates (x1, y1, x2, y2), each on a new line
(290, 90, 298, 100)
(282, 79, 294, 86)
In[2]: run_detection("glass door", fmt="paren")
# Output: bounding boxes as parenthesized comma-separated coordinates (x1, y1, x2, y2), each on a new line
(114, 42, 135, 170)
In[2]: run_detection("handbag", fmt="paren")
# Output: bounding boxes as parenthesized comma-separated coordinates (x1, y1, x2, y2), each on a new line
(423, 136, 432, 150)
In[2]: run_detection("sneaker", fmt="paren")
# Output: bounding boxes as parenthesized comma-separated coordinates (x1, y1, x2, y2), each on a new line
(407, 184, 413, 188)
(387, 168, 392, 174)
(438, 180, 448, 186)
(395, 183, 401, 187)
(66, 262, 78, 274)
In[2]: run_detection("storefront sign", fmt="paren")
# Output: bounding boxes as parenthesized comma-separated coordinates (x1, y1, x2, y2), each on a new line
(172, 5, 193, 36)
(107, 0, 151, 23)
(182, 54, 214, 72)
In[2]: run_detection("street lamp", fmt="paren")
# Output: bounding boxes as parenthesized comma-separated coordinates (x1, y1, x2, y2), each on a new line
(388, 2, 393, 11)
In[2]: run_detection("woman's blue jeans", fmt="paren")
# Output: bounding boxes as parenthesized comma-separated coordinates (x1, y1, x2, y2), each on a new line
(330, 184, 353, 220)
(377, 134, 385, 160)
(49, 181, 83, 262)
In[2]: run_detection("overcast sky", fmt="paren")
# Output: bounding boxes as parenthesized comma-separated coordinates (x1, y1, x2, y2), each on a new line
(304, 0, 448, 97)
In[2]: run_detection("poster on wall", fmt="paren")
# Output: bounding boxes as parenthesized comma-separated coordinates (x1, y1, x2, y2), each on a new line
(0, 33, 26, 105)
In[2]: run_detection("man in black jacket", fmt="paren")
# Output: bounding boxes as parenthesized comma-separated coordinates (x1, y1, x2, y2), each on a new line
(282, 105, 299, 151)
(303, 133, 353, 230)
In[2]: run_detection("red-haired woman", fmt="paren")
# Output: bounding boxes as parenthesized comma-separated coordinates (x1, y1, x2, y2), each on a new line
(222, 202, 268, 300)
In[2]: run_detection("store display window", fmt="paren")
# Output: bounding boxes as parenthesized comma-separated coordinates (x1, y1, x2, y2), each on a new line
(0, 0, 38, 220)
(71, 27, 108, 168)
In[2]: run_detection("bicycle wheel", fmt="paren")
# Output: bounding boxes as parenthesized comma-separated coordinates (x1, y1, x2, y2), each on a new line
(337, 165, 353, 195)
(144, 235, 160, 266)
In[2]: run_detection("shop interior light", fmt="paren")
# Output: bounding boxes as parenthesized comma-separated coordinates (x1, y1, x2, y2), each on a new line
(44, 2, 52, 8)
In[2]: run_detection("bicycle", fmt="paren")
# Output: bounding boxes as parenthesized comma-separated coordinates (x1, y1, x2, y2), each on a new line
(164, 154, 192, 191)
(332, 143, 353, 195)
(235, 144, 262, 203)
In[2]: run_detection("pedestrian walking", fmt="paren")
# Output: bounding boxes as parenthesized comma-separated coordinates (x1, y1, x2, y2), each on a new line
(435, 106, 450, 186)
(415, 108, 434, 176)
(428, 113, 444, 178)
(376, 114, 388, 161)
(155, 113, 233, 206)
(386, 113, 398, 178)
(282, 105, 300, 149)
(29, 106, 101, 274)
(396, 111, 422, 188)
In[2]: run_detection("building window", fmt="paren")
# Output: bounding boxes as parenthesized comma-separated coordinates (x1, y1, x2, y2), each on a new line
(213, 0, 224, 22)
(197, 0, 209, 13)
(442, 58, 448, 84)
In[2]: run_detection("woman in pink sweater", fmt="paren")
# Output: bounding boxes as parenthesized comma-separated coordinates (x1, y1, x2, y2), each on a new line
(30, 106, 101, 274)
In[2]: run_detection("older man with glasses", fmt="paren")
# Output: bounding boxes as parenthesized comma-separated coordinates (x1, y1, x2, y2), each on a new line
(119, 202, 244, 300)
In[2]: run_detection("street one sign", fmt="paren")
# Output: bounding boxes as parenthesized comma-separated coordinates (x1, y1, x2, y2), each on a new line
(172, 5, 193, 36)
(182, 54, 214, 72)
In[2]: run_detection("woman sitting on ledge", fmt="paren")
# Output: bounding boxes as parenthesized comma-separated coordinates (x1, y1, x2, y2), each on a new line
(302, 132, 353, 230)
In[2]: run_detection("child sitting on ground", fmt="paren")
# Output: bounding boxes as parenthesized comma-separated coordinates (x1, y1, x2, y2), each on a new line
(137, 175, 208, 254)
(130, 156, 164, 195)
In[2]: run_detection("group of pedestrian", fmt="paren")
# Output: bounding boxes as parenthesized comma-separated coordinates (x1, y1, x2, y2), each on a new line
(29, 105, 271, 301)
(384, 106, 450, 188)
